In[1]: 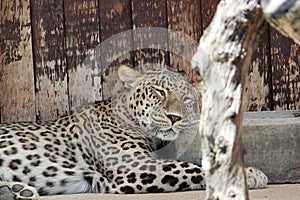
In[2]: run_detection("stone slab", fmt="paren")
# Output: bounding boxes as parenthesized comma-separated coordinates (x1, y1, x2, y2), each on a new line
(177, 110, 300, 183)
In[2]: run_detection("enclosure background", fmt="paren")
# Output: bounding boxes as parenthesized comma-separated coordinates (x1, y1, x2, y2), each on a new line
(1, 0, 299, 123)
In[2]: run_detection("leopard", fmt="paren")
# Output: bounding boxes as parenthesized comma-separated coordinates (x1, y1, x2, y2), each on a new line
(0, 65, 268, 200)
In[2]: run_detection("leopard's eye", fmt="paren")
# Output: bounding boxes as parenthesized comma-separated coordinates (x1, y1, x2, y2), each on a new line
(183, 96, 194, 104)
(155, 88, 166, 97)
(151, 86, 166, 98)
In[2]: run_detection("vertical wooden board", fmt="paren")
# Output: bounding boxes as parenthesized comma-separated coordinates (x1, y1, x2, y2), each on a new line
(201, 0, 220, 30)
(31, 0, 69, 121)
(166, 0, 202, 84)
(244, 24, 272, 111)
(99, 0, 132, 41)
(64, 0, 102, 109)
(0, 0, 36, 122)
(99, 0, 133, 99)
(270, 28, 300, 110)
(131, 0, 169, 72)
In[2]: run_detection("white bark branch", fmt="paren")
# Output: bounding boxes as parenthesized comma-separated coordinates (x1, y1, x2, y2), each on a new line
(191, 0, 264, 199)
(262, 0, 300, 45)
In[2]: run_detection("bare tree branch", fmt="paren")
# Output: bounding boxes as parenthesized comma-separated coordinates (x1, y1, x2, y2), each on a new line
(262, 0, 300, 45)
(191, 0, 265, 199)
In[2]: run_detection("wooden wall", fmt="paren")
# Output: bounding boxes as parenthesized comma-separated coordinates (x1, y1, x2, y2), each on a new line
(0, 0, 299, 123)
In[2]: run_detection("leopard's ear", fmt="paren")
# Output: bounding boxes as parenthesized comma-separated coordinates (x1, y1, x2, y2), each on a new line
(118, 65, 142, 88)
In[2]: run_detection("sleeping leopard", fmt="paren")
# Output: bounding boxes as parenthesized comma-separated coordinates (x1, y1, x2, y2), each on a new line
(0, 65, 268, 199)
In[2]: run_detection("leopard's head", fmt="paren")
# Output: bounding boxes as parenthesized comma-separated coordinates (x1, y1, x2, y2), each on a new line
(113, 65, 200, 141)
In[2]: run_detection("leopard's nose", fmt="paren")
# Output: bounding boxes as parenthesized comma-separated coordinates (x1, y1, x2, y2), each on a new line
(167, 114, 182, 125)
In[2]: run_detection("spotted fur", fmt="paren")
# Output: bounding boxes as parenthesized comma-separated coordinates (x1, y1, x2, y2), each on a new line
(0, 65, 267, 199)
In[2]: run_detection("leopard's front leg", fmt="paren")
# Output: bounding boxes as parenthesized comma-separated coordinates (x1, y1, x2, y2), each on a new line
(87, 159, 267, 194)
(98, 158, 206, 194)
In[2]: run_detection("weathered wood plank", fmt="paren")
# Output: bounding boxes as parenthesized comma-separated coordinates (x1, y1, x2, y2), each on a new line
(0, 0, 36, 123)
(31, 0, 69, 121)
(131, 0, 169, 72)
(167, 0, 202, 84)
(99, 0, 133, 99)
(245, 23, 272, 111)
(64, 0, 102, 109)
(270, 28, 300, 110)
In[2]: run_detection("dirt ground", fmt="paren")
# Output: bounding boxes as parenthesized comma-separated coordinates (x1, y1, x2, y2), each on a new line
(40, 184, 300, 200)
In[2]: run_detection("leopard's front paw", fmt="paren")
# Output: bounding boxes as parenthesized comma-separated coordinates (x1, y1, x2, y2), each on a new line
(245, 167, 268, 189)
(0, 182, 39, 200)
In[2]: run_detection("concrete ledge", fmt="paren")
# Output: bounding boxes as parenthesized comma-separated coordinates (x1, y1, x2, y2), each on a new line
(177, 110, 300, 183)
(243, 111, 300, 183)
(40, 184, 300, 200)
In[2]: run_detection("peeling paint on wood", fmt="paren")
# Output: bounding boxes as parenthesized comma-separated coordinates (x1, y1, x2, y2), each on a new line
(167, 0, 202, 84)
(270, 28, 300, 110)
(131, 0, 169, 72)
(64, 0, 102, 110)
(100, 0, 133, 99)
(0, 0, 36, 123)
(245, 24, 272, 111)
(31, 0, 69, 121)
